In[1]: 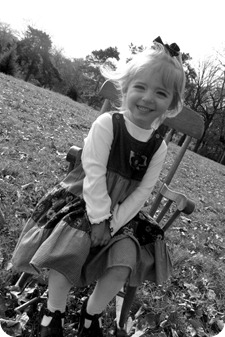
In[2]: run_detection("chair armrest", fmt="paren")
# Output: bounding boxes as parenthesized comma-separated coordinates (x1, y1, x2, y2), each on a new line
(66, 145, 82, 173)
(160, 183, 195, 214)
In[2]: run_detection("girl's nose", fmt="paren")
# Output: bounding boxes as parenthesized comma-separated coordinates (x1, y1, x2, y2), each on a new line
(142, 90, 154, 103)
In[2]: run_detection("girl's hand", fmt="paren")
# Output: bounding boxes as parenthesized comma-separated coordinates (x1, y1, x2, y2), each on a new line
(100, 222, 111, 246)
(91, 221, 111, 247)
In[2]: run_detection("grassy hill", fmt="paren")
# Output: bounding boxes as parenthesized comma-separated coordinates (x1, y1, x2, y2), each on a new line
(0, 73, 224, 336)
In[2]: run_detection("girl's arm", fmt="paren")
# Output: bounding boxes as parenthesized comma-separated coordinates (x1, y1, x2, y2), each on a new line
(110, 141, 167, 235)
(82, 113, 114, 224)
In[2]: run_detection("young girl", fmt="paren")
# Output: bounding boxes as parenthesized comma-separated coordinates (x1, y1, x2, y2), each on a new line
(12, 37, 186, 337)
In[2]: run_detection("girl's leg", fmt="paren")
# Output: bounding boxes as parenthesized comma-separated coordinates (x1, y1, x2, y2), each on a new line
(41, 269, 72, 326)
(84, 266, 130, 328)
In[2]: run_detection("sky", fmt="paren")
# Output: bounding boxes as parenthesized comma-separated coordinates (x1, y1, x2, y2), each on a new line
(1, 0, 225, 66)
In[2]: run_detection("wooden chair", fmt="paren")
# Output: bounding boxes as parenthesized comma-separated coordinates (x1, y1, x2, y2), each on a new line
(100, 80, 204, 333)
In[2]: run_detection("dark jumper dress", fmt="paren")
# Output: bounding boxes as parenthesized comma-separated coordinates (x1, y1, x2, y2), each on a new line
(12, 113, 172, 287)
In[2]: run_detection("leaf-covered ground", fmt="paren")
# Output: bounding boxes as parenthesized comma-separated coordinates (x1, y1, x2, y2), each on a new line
(0, 73, 224, 336)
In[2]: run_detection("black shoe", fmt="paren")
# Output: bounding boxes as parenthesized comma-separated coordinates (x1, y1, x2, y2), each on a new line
(115, 325, 128, 337)
(77, 298, 103, 337)
(39, 308, 65, 337)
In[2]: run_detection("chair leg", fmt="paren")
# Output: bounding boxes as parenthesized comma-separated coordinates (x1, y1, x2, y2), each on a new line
(118, 286, 137, 329)
(9, 272, 33, 292)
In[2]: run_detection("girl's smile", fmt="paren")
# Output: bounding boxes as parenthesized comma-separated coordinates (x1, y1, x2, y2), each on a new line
(136, 105, 154, 113)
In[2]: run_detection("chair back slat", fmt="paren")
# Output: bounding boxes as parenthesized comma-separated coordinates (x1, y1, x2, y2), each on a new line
(162, 210, 181, 232)
(155, 199, 173, 223)
(164, 106, 204, 139)
(164, 136, 192, 185)
(100, 99, 111, 114)
(99, 80, 119, 101)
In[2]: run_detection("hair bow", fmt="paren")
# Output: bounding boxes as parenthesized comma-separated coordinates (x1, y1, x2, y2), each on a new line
(153, 36, 180, 57)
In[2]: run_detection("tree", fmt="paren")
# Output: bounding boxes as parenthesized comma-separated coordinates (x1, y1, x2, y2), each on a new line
(86, 47, 120, 65)
(0, 48, 18, 76)
(0, 22, 19, 76)
(181, 53, 197, 86)
(16, 26, 61, 86)
(82, 47, 120, 107)
(184, 58, 225, 161)
(51, 47, 86, 100)
(127, 43, 145, 62)
(0, 22, 18, 55)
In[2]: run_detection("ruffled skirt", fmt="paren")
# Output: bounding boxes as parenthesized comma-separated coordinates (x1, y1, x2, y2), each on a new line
(12, 184, 172, 287)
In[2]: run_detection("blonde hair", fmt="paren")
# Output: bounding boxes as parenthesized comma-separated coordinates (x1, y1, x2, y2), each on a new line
(101, 43, 186, 129)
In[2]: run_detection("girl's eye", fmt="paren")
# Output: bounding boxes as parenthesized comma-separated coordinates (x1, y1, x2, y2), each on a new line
(134, 85, 145, 90)
(157, 91, 167, 97)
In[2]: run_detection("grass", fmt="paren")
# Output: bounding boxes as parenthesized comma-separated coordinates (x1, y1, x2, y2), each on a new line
(0, 72, 224, 336)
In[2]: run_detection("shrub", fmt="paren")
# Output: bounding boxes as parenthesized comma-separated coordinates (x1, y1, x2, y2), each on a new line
(66, 85, 78, 101)
(0, 48, 18, 76)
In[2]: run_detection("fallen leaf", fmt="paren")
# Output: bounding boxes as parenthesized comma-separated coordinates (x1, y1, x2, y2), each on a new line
(207, 289, 216, 300)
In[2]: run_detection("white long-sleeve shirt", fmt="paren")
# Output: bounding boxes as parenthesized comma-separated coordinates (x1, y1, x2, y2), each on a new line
(82, 112, 167, 235)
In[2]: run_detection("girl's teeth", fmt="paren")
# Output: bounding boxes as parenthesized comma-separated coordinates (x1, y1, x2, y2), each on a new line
(138, 106, 150, 112)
